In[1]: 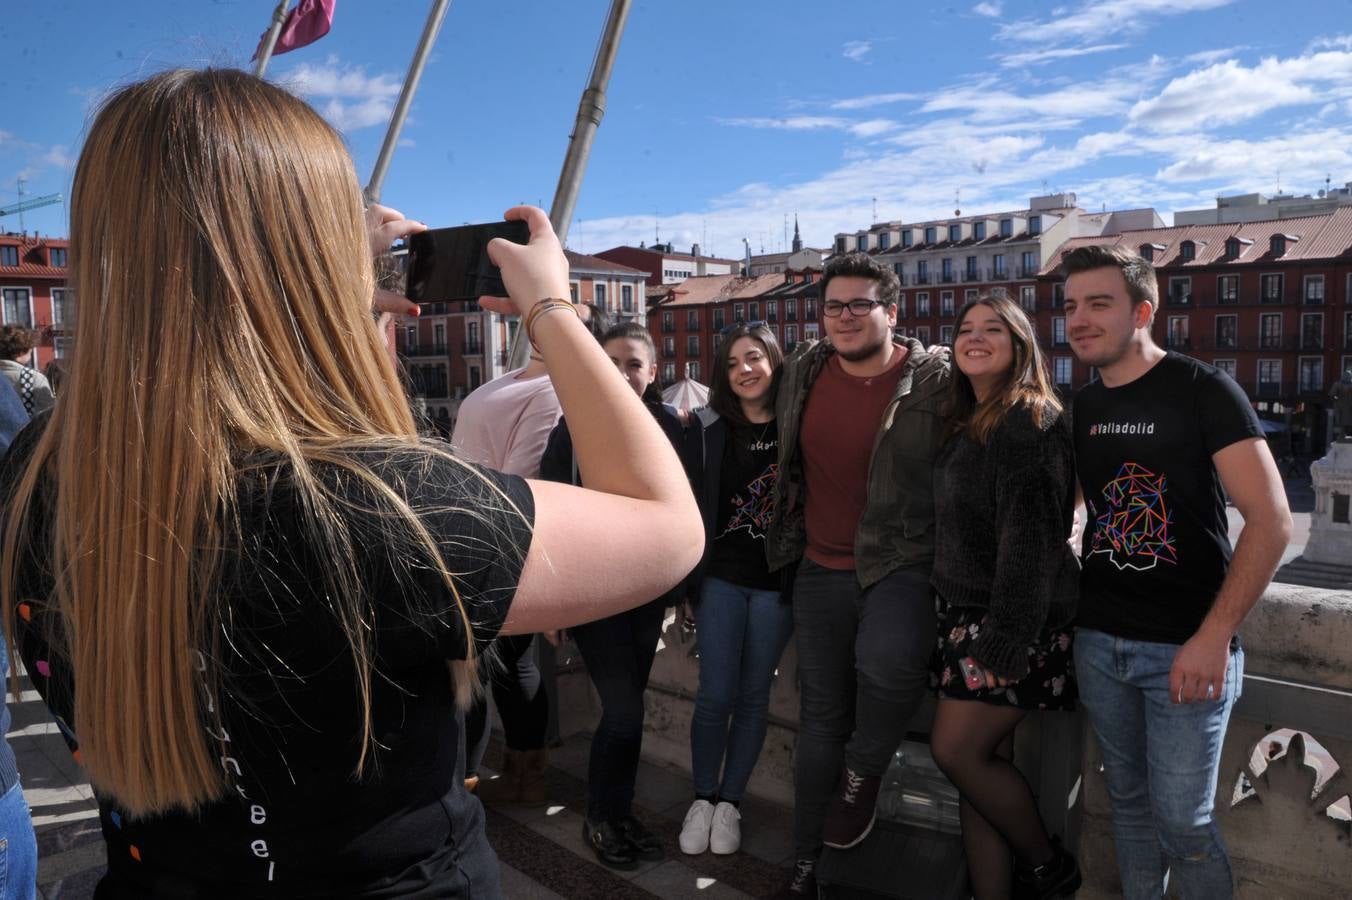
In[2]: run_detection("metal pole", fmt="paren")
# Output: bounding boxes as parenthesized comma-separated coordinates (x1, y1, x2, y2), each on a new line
(363, 0, 452, 206)
(253, 0, 291, 79)
(548, 0, 631, 242)
(510, 0, 632, 370)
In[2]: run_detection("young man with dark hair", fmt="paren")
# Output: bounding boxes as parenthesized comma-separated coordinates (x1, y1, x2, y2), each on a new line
(766, 252, 950, 896)
(1063, 244, 1292, 899)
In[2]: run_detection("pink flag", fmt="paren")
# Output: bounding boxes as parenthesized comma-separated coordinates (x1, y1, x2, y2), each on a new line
(253, 0, 336, 60)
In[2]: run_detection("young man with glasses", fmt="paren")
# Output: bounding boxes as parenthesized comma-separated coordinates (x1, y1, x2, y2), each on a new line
(766, 253, 950, 896)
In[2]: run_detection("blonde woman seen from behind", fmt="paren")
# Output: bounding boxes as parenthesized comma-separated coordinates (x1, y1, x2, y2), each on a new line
(0, 68, 699, 899)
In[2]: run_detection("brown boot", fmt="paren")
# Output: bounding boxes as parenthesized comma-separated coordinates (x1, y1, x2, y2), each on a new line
(517, 748, 550, 805)
(475, 749, 523, 805)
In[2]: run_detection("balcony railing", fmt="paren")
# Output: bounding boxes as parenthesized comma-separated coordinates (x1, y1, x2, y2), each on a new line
(963, 269, 980, 282)
(940, 273, 956, 284)
(1167, 293, 1193, 306)
(403, 343, 448, 357)
(661, 322, 676, 333)
(1303, 293, 1325, 306)
(1166, 336, 1192, 350)
(1016, 267, 1039, 279)
(462, 340, 483, 355)
(1256, 381, 1282, 397)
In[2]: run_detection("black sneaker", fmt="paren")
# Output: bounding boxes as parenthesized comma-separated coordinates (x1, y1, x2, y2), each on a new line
(821, 766, 881, 849)
(582, 818, 639, 870)
(616, 814, 664, 861)
(773, 857, 818, 899)
(1015, 838, 1082, 898)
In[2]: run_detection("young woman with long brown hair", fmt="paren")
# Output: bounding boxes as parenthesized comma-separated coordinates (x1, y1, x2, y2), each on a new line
(0, 68, 701, 898)
(679, 322, 792, 858)
(927, 293, 1081, 899)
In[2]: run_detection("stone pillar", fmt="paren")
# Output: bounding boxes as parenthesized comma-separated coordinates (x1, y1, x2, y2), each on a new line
(1306, 440, 1352, 564)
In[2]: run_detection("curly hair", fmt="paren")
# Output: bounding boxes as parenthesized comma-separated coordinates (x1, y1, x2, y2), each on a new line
(0, 325, 37, 360)
(821, 252, 900, 307)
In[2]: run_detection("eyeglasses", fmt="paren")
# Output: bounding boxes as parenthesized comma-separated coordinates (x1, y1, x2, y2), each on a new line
(822, 299, 882, 318)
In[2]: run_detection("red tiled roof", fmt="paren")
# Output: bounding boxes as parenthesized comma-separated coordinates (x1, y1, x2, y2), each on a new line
(564, 249, 647, 275)
(598, 245, 740, 265)
(0, 234, 69, 280)
(1040, 207, 1352, 275)
(652, 273, 787, 307)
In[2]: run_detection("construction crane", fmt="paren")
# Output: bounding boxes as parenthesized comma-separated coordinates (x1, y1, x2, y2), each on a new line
(0, 192, 63, 232)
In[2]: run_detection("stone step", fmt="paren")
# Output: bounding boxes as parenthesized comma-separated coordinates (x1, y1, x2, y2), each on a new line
(1275, 558, 1352, 590)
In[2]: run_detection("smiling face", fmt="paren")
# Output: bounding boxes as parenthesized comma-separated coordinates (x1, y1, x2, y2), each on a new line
(1064, 266, 1149, 370)
(823, 275, 897, 364)
(605, 336, 658, 398)
(953, 303, 1015, 399)
(725, 335, 774, 410)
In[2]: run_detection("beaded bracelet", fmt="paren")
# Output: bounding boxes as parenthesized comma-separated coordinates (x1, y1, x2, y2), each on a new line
(523, 298, 580, 351)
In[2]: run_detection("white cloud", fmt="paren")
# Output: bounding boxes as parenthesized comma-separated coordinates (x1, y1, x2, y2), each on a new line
(1184, 46, 1247, 65)
(998, 0, 1234, 44)
(842, 40, 872, 63)
(830, 92, 919, 111)
(1129, 50, 1352, 132)
(41, 145, 73, 169)
(718, 116, 851, 131)
(717, 116, 900, 139)
(1309, 34, 1352, 53)
(999, 43, 1126, 68)
(973, 2, 1002, 17)
(279, 57, 402, 132)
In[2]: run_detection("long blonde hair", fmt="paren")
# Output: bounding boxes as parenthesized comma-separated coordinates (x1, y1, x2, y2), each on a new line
(0, 69, 486, 817)
(946, 292, 1062, 444)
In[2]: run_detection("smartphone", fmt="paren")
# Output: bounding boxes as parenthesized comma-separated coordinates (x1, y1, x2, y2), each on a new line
(958, 657, 987, 691)
(404, 220, 531, 304)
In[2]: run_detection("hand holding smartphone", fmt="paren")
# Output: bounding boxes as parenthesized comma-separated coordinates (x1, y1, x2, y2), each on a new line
(404, 220, 532, 304)
(959, 656, 988, 691)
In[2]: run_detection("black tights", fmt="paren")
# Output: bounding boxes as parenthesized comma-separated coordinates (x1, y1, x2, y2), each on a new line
(930, 699, 1055, 900)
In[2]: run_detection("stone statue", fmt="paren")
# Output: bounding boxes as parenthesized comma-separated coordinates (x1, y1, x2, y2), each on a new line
(1333, 370, 1352, 441)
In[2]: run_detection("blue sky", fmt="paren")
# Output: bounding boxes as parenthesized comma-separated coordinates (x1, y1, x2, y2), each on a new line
(4, 1, 1352, 259)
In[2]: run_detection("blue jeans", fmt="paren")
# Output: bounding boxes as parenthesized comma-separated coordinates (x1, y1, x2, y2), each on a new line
(1074, 627, 1242, 900)
(690, 577, 794, 803)
(0, 782, 36, 900)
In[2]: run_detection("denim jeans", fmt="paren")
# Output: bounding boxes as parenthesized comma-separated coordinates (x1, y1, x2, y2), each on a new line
(0, 782, 36, 900)
(690, 577, 794, 803)
(571, 600, 666, 823)
(1074, 627, 1243, 900)
(791, 560, 935, 856)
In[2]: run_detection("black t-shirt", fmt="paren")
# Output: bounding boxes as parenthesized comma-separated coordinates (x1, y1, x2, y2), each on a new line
(707, 420, 779, 591)
(1073, 353, 1263, 644)
(3, 424, 534, 898)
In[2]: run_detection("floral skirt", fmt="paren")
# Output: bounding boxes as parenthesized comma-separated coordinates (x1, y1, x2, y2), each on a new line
(930, 599, 1077, 711)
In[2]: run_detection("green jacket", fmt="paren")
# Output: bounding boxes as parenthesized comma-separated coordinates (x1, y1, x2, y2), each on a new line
(766, 336, 950, 588)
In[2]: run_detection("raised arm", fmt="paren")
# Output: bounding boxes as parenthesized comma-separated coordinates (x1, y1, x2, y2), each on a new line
(477, 207, 702, 634)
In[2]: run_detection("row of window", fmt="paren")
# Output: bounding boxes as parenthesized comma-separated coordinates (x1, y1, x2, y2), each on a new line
(0, 246, 67, 268)
(1161, 311, 1352, 353)
(659, 298, 819, 332)
(844, 216, 1042, 253)
(569, 281, 638, 312)
(1146, 235, 1296, 265)
(1162, 273, 1345, 305)
(0, 286, 72, 328)
(890, 252, 1039, 283)
(660, 322, 822, 360)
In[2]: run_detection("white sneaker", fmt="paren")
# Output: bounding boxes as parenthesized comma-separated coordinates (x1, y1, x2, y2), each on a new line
(679, 799, 715, 854)
(709, 801, 741, 855)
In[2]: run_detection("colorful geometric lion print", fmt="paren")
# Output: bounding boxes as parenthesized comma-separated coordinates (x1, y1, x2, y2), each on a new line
(1089, 461, 1178, 571)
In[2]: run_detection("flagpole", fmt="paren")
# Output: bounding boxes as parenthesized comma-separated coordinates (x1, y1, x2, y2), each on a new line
(254, 0, 291, 78)
(508, 0, 632, 369)
(363, 0, 452, 206)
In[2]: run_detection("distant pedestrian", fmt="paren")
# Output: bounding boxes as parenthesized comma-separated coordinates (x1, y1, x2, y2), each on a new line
(0, 327, 53, 416)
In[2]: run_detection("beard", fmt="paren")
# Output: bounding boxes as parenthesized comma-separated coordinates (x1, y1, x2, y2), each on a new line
(834, 330, 892, 362)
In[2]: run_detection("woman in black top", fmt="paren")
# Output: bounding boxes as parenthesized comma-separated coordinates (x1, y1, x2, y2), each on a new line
(678, 323, 792, 858)
(538, 321, 693, 870)
(0, 69, 701, 899)
(928, 294, 1081, 900)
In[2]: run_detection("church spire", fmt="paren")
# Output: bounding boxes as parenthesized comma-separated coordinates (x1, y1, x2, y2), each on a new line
(791, 214, 802, 253)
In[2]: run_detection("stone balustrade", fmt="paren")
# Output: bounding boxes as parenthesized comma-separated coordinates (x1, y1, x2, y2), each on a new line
(551, 583, 1352, 896)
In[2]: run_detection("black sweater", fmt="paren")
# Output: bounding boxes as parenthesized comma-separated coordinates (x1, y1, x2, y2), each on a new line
(931, 402, 1079, 680)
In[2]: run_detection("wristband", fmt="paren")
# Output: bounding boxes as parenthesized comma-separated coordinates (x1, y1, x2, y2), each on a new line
(524, 298, 580, 351)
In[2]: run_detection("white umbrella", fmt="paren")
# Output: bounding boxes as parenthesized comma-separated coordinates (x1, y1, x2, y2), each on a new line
(662, 378, 710, 411)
